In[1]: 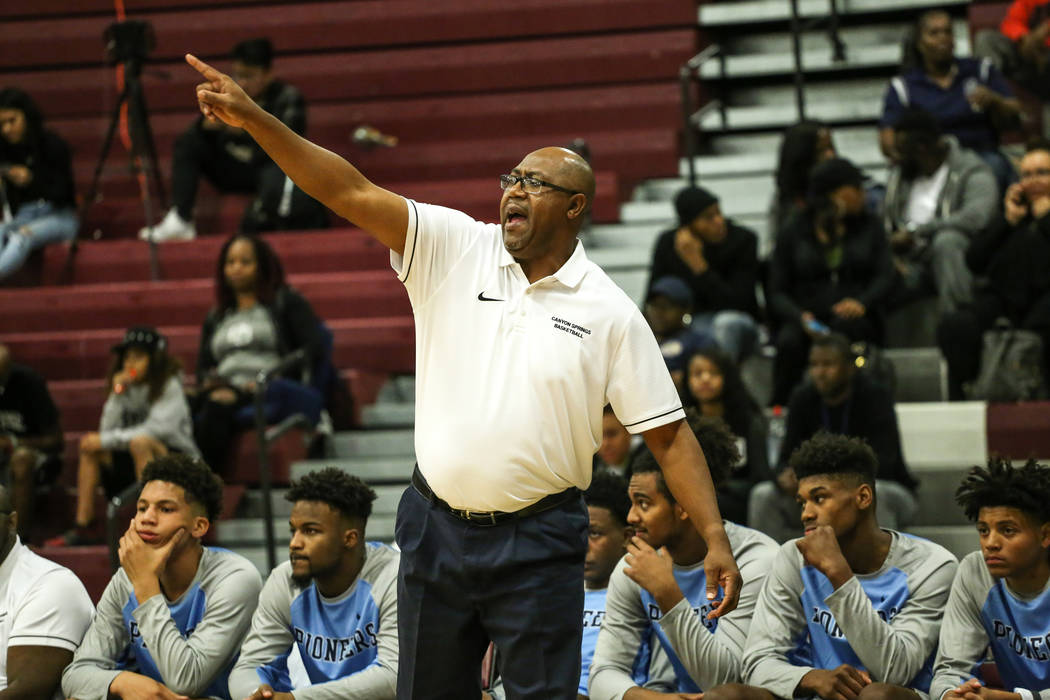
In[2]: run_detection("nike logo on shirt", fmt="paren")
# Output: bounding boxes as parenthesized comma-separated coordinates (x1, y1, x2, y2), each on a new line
(478, 292, 504, 302)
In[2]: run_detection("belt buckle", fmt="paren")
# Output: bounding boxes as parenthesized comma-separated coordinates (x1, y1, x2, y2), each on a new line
(453, 508, 498, 525)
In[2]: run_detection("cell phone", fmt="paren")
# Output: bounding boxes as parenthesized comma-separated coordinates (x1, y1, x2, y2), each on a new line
(805, 318, 831, 335)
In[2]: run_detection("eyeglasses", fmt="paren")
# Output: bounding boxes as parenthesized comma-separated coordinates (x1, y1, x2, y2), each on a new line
(499, 174, 580, 196)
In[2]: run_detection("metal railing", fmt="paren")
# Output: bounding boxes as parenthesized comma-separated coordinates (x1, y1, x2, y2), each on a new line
(679, 0, 847, 186)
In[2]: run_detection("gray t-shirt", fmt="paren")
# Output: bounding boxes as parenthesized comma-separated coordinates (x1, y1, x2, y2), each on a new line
(590, 521, 779, 699)
(98, 375, 199, 457)
(742, 531, 958, 699)
(61, 547, 262, 700)
(211, 306, 281, 389)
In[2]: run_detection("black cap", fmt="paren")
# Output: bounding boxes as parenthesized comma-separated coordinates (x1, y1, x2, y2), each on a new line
(674, 186, 719, 227)
(647, 276, 693, 308)
(807, 157, 864, 202)
(112, 326, 167, 355)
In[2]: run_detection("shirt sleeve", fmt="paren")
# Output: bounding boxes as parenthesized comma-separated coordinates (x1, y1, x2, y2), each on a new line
(930, 554, 995, 700)
(132, 558, 262, 697)
(589, 560, 656, 700)
(99, 378, 193, 453)
(61, 574, 133, 700)
(880, 80, 906, 129)
(8, 567, 93, 652)
(390, 199, 491, 306)
(824, 545, 957, 685)
(1001, 0, 1038, 41)
(228, 567, 296, 700)
(742, 543, 814, 698)
(657, 535, 778, 690)
(605, 307, 685, 435)
(295, 562, 398, 700)
(24, 372, 61, 438)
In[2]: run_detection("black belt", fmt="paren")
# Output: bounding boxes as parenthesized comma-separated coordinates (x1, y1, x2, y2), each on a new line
(411, 465, 578, 526)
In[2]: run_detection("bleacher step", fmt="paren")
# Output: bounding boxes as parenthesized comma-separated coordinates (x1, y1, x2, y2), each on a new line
(293, 458, 415, 484)
(698, 0, 965, 26)
(907, 525, 975, 563)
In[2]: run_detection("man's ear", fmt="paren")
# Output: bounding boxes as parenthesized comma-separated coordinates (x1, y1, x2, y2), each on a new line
(854, 483, 874, 511)
(566, 193, 588, 221)
(1040, 521, 1050, 550)
(190, 515, 210, 539)
(344, 527, 360, 550)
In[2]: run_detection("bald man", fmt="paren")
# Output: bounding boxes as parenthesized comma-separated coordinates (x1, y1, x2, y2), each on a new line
(186, 54, 740, 700)
(0, 485, 94, 699)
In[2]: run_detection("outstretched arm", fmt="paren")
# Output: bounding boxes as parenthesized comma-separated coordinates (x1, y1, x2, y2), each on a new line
(186, 54, 408, 254)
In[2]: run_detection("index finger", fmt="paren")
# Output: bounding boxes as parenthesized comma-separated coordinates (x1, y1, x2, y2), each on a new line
(186, 53, 223, 82)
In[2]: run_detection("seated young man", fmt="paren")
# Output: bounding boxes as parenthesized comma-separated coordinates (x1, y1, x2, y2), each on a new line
(930, 458, 1050, 700)
(714, 433, 957, 700)
(589, 415, 778, 699)
(228, 467, 399, 700)
(62, 454, 263, 700)
(0, 484, 94, 699)
(579, 470, 635, 698)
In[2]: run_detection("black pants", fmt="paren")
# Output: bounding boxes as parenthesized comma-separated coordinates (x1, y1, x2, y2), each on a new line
(772, 315, 881, 406)
(395, 483, 588, 699)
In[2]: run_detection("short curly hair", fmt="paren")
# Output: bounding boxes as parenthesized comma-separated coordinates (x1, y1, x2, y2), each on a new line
(790, 432, 877, 488)
(956, 457, 1050, 523)
(629, 410, 740, 503)
(585, 470, 630, 526)
(142, 454, 224, 520)
(285, 467, 377, 523)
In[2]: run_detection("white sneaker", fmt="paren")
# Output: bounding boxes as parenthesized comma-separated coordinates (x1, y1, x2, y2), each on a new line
(139, 208, 196, 242)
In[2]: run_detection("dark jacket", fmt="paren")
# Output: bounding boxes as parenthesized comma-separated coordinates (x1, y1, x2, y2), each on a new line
(966, 211, 1050, 328)
(769, 209, 894, 323)
(777, 372, 918, 490)
(0, 129, 75, 213)
(646, 220, 760, 318)
(197, 286, 323, 384)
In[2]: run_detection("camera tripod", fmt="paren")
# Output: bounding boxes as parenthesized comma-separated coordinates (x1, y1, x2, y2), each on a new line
(81, 24, 165, 280)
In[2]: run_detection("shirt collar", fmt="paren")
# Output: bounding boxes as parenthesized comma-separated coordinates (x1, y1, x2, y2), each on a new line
(498, 238, 590, 289)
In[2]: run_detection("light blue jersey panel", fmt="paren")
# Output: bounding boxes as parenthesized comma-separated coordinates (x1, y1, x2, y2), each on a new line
(981, 579, 1050, 690)
(639, 566, 722, 693)
(798, 564, 934, 691)
(581, 588, 652, 695)
(285, 578, 382, 686)
(121, 582, 232, 700)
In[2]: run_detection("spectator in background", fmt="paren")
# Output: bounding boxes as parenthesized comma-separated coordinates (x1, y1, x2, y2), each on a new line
(937, 140, 1050, 400)
(62, 455, 262, 700)
(750, 333, 918, 544)
(644, 276, 716, 394)
(596, 405, 635, 476)
(768, 158, 893, 406)
(883, 108, 998, 316)
(578, 470, 635, 699)
(229, 468, 399, 700)
(49, 326, 198, 547)
(723, 434, 957, 700)
(647, 186, 760, 363)
(880, 9, 1021, 191)
(0, 87, 77, 281)
(0, 344, 63, 541)
(0, 484, 94, 700)
(590, 416, 778, 698)
(684, 348, 768, 525)
(975, 0, 1050, 101)
(193, 233, 324, 471)
(771, 120, 838, 239)
(141, 38, 325, 242)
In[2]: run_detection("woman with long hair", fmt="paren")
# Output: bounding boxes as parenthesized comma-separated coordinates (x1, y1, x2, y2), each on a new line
(49, 327, 199, 545)
(771, 120, 837, 237)
(0, 87, 78, 279)
(683, 347, 768, 524)
(193, 233, 324, 470)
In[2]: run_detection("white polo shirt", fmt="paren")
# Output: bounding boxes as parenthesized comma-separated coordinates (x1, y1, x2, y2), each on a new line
(391, 199, 684, 512)
(0, 538, 94, 700)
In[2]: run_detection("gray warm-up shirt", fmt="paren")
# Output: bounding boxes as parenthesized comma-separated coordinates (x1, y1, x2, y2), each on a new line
(98, 375, 199, 457)
(590, 521, 779, 699)
(61, 547, 262, 700)
(931, 551, 1050, 700)
(743, 531, 958, 699)
(228, 543, 399, 700)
